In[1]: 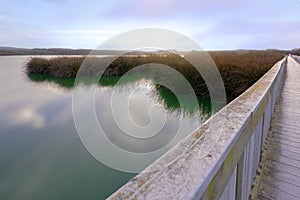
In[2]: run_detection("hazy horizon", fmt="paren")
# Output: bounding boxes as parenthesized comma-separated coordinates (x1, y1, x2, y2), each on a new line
(0, 46, 294, 52)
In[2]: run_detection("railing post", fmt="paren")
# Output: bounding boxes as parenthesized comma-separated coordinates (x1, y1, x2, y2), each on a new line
(220, 167, 237, 200)
(236, 152, 246, 200)
(236, 117, 263, 200)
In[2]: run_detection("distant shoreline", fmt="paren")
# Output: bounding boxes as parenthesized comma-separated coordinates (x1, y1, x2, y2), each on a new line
(0, 46, 296, 56)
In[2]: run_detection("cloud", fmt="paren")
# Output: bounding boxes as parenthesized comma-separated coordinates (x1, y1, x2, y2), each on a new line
(9, 107, 46, 129)
(192, 18, 300, 49)
(101, 0, 245, 21)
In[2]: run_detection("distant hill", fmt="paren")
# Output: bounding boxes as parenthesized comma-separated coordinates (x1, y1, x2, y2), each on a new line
(0, 47, 128, 56)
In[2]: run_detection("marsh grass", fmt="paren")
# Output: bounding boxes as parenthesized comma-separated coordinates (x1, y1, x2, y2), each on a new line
(26, 56, 85, 78)
(209, 50, 286, 100)
(26, 50, 286, 102)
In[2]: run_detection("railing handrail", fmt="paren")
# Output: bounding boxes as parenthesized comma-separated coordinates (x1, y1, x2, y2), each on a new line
(108, 56, 288, 200)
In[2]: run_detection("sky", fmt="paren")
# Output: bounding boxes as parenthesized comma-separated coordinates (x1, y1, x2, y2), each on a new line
(0, 0, 299, 50)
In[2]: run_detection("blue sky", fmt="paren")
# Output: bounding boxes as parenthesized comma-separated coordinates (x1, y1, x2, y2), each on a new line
(0, 0, 299, 50)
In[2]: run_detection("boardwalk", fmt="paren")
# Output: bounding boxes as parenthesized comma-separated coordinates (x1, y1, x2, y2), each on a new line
(256, 56, 300, 199)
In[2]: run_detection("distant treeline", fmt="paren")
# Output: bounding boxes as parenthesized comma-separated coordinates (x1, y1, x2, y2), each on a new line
(290, 48, 300, 56)
(25, 50, 286, 101)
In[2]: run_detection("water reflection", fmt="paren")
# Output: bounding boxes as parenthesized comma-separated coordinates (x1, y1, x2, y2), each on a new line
(0, 56, 212, 200)
(27, 73, 212, 118)
(0, 57, 132, 199)
(25, 75, 213, 173)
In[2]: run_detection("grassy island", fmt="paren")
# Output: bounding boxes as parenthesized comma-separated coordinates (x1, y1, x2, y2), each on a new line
(25, 50, 286, 101)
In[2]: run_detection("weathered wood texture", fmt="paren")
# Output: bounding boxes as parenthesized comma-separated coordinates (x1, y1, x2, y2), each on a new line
(252, 56, 300, 200)
(107, 57, 287, 200)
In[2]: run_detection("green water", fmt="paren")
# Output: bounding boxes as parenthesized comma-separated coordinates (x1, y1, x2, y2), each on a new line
(0, 56, 211, 199)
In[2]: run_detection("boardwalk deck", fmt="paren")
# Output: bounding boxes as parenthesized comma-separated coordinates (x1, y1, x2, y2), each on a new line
(256, 56, 300, 200)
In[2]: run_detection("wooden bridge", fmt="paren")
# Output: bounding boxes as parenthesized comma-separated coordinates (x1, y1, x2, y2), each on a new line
(108, 55, 300, 200)
(251, 56, 300, 200)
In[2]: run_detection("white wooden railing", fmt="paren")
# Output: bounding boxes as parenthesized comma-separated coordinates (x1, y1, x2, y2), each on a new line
(108, 56, 287, 200)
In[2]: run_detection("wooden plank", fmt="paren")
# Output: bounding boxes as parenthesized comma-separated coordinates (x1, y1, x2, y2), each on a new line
(262, 167, 300, 187)
(268, 141, 300, 154)
(272, 121, 300, 131)
(267, 147, 300, 162)
(237, 151, 247, 200)
(268, 152, 300, 168)
(262, 176, 300, 198)
(272, 132, 300, 143)
(253, 119, 263, 178)
(269, 137, 300, 149)
(262, 100, 272, 145)
(220, 167, 236, 200)
(264, 159, 300, 178)
(259, 184, 299, 200)
(272, 129, 300, 140)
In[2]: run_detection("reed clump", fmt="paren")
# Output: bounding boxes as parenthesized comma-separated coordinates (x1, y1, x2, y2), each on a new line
(26, 56, 85, 78)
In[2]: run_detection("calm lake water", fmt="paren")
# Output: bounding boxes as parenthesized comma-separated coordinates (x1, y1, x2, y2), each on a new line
(0, 56, 211, 199)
